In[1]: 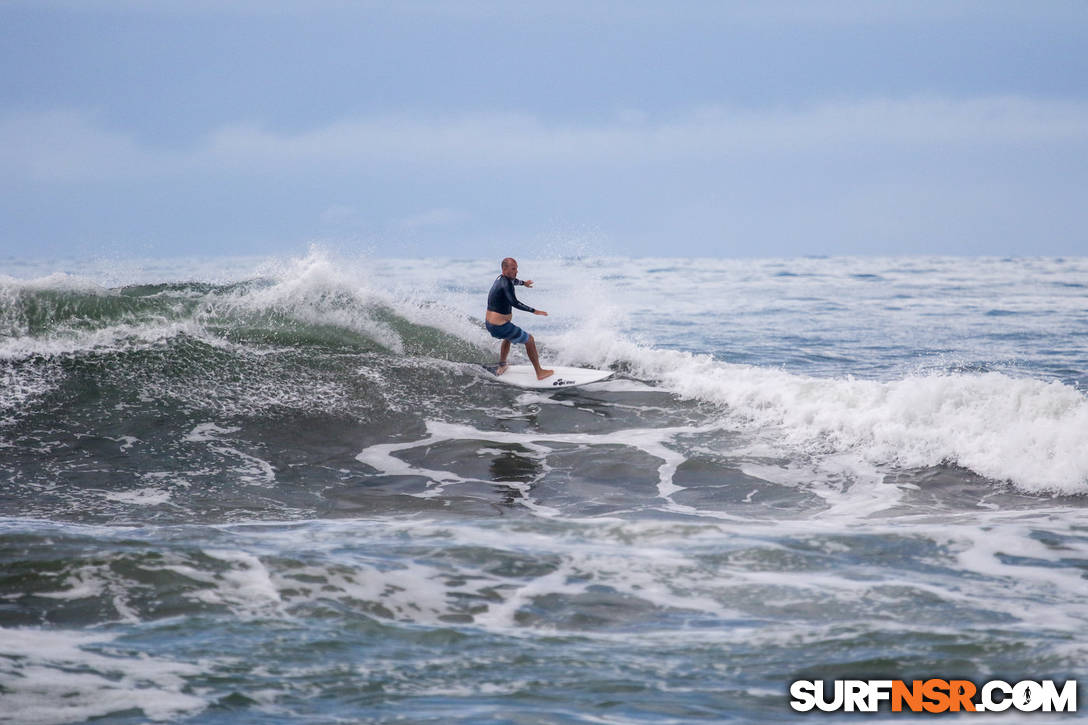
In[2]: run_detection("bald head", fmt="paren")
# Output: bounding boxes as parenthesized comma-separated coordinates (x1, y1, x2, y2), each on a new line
(501, 257, 517, 272)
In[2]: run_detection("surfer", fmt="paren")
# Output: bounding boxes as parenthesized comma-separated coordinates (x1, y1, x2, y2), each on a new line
(485, 257, 553, 380)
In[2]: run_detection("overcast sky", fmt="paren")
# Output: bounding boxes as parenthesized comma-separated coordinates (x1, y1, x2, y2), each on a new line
(2, 1, 1087, 259)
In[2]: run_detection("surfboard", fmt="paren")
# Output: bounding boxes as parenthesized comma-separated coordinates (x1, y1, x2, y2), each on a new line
(482, 364, 612, 389)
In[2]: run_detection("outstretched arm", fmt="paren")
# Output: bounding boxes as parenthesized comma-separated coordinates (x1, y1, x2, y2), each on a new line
(514, 279, 544, 312)
(502, 277, 536, 313)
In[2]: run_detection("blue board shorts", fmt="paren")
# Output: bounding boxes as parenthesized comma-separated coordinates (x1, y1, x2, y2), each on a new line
(485, 321, 530, 345)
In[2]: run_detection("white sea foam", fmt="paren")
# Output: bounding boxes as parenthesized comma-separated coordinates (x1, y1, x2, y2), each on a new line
(639, 351, 1088, 494)
(184, 423, 239, 442)
(496, 258, 1088, 494)
(0, 361, 61, 427)
(10, 512, 1088, 659)
(0, 271, 110, 295)
(35, 566, 108, 601)
(0, 317, 213, 361)
(356, 418, 719, 505)
(174, 512, 1088, 644)
(195, 549, 283, 613)
(232, 248, 410, 352)
(182, 424, 277, 486)
(0, 627, 206, 724)
(102, 487, 172, 506)
(33, 561, 143, 624)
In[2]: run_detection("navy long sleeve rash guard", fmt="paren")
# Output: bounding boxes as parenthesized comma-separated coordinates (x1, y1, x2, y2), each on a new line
(487, 275, 535, 315)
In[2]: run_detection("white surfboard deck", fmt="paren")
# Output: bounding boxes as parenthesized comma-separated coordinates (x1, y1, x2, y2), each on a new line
(482, 364, 612, 389)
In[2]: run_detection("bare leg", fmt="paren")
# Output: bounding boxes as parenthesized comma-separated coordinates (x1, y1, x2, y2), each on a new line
(497, 339, 511, 374)
(525, 336, 554, 380)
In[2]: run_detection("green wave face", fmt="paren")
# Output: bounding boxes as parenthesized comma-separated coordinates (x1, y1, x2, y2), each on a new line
(1, 277, 485, 360)
(0, 276, 494, 443)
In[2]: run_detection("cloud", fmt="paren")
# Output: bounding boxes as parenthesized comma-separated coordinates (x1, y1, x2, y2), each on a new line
(0, 110, 175, 183)
(391, 208, 471, 232)
(5, 97, 1088, 183)
(200, 97, 1088, 170)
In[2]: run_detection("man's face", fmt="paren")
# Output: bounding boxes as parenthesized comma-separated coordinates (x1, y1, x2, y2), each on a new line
(504, 262, 518, 278)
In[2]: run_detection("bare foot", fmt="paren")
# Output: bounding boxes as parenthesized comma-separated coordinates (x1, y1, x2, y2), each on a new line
(536, 368, 554, 380)
(495, 362, 509, 375)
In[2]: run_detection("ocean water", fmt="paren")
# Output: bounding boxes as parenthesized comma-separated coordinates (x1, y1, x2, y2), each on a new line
(2, 250, 1087, 723)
